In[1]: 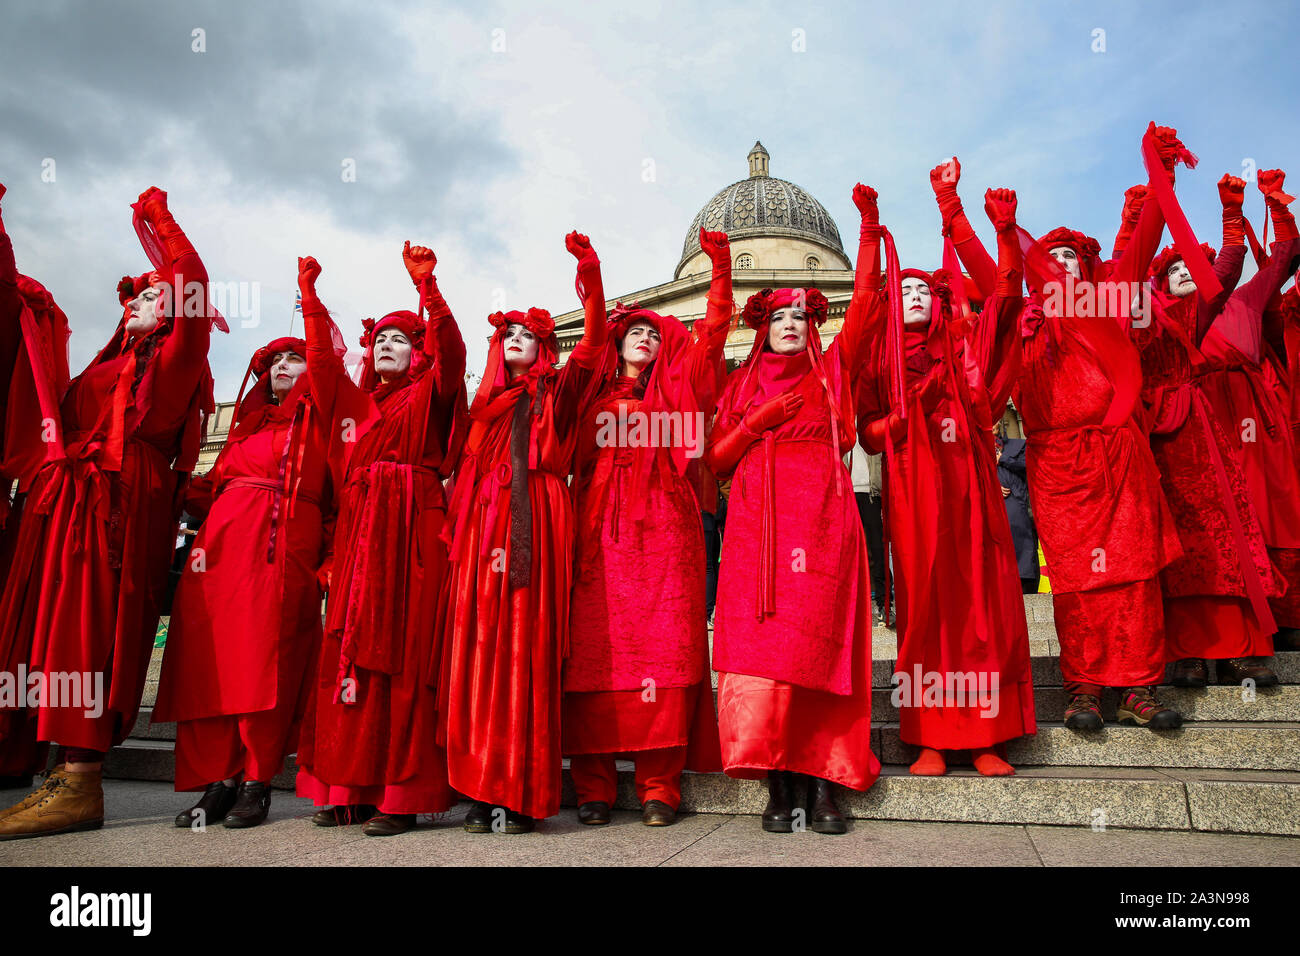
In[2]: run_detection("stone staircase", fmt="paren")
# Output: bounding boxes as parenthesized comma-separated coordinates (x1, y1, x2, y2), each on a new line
(110, 594, 1300, 836)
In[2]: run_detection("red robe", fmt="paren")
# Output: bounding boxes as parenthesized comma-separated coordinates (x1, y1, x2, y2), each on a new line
(710, 299, 880, 790)
(0, 209, 214, 754)
(296, 282, 466, 815)
(154, 316, 363, 789)
(1193, 238, 1300, 628)
(858, 255, 1035, 751)
(1132, 246, 1280, 659)
(438, 330, 605, 819)
(563, 300, 730, 772)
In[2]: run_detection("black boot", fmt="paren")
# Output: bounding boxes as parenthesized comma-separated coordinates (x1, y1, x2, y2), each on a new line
(761, 770, 795, 833)
(222, 781, 271, 829)
(503, 808, 534, 834)
(464, 800, 494, 834)
(310, 804, 378, 827)
(361, 813, 416, 837)
(806, 776, 847, 835)
(175, 781, 238, 829)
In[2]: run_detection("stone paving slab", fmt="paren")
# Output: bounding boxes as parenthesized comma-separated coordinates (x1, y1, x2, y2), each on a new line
(2, 781, 1298, 867)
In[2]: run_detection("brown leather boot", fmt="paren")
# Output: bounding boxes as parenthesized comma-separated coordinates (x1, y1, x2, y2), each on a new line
(1217, 657, 1279, 688)
(0, 766, 103, 840)
(0, 766, 65, 824)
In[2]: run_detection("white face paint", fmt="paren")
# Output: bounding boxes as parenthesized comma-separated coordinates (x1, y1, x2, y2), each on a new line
(621, 321, 661, 375)
(503, 323, 539, 377)
(901, 277, 932, 327)
(269, 351, 307, 402)
(767, 307, 808, 355)
(125, 285, 163, 337)
(1050, 246, 1082, 280)
(1167, 259, 1196, 297)
(373, 328, 412, 382)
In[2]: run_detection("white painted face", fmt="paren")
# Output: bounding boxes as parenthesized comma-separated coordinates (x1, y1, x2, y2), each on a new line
(1166, 259, 1196, 297)
(1050, 246, 1082, 280)
(373, 328, 413, 381)
(901, 277, 932, 327)
(125, 285, 163, 337)
(767, 307, 808, 355)
(503, 322, 539, 377)
(269, 351, 307, 402)
(621, 320, 661, 373)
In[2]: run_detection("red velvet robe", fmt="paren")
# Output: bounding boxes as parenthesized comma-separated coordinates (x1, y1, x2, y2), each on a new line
(859, 280, 1035, 750)
(710, 304, 880, 790)
(154, 321, 362, 788)
(1193, 238, 1300, 628)
(563, 305, 729, 771)
(1132, 245, 1280, 658)
(438, 337, 604, 819)
(0, 232, 213, 754)
(296, 286, 466, 815)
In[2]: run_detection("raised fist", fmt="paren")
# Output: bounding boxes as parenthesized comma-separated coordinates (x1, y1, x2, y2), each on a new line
(1148, 123, 1188, 181)
(929, 157, 961, 195)
(745, 392, 803, 433)
(1122, 185, 1148, 222)
(297, 256, 322, 289)
(137, 186, 169, 216)
(983, 187, 1018, 232)
(402, 240, 437, 282)
(699, 228, 730, 262)
(852, 183, 879, 224)
(565, 230, 597, 264)
(1258, 168, 1289, 200)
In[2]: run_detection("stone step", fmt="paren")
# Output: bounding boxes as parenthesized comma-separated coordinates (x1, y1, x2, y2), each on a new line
(874, 721, 1300, 772)
(869, 684, 1300, 723)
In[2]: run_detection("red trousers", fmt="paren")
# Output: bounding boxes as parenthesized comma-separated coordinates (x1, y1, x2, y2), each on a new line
(173, 708, 298, 792)
(1164, 594, 1274, 661)
(569, 747, 687, 809)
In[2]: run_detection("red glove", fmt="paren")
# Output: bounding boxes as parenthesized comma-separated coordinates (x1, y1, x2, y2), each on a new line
(137, 186, 169, 222)
(298, 256, 322, 298)
(929, 157, 962, 223)
(1122, 185, 1147, 224)
(700, 228, 730, 268)
(402, 240, 437, 285)
(853, 183, 880, 230)
(861, 412, 907, 453)
(983, 187, 1017, 233)
(1259, 169, 1298, 241)
(745, 392, 804, 433)
(566, 230, 599, 268)
(1218, 174, 1246, 246)
(1150, 124, 1189, 183)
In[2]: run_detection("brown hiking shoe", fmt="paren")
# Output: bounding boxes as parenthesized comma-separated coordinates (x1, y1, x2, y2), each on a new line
(1117, 687, 1183, 730)
(0, 766, 103, 840)
(1217, 657, 1279, 688)
(1064, 694, 1103, 730)
(1170, 658, 1208, 687)
(0, 766, 67, 824)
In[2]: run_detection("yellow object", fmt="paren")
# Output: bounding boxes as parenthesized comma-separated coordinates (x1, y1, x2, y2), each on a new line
(1037, 544, 1051, 593)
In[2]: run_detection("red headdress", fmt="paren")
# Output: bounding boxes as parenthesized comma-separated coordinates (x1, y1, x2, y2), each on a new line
(228, 335, 310, 438)
(469, 307, 559, 414)
(1150, 242, 1218, 292)
(740, 287, 830, 333)
(356, 310, 430, 393)
(1038, 227, 1103, 282)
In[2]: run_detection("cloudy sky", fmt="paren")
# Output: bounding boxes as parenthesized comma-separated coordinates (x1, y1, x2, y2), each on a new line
(1, 0, 1296, 398)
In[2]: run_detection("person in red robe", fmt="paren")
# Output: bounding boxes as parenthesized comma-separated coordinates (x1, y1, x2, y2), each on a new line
(295, 243, 466, 837)
(705, 185, 883, 834)
(438, 232, 608, 834)
(932, 149, 1185, 730)
(856, 180, 1034, 778)
(1153, 169, 1300, 666)
(1128, 149, 1283, 688)
(156, 255, 367, 829)
(0, 184, 71, 790)
(0, 187, 219, 840)
(563, 227, 732, 828)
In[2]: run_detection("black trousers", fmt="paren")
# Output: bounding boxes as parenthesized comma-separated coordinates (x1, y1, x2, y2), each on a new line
(855, 492, 887, 608)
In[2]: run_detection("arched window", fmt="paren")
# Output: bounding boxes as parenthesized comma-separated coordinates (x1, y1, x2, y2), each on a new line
(735, 253, 754, 270)
(806, 256, 820, 270)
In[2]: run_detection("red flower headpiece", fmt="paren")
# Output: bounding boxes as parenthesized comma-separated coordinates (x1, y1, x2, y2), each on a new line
(359, 310, 426, 350)
(250, 336, 307, 378)
(1149, 242, 1217, 291)
(488, 307, 555, 340)
(607, 300, 667, 342)
(740, 287, 829, 330)
(1038, 227, 1102, 279)
(117, 271, 161, 305)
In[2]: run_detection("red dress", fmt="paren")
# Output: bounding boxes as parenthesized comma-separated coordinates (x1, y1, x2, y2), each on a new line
(563, 297, 729, 806)
(0, 202, 214, 755)
(296, 280, 466, 815)
(438, 315, 605, 819)
(710, 292, 880, 790)
(1193, 237, 1300, 629)
(1132, 248, 1280, 659)
(858, 255, 1035, 751)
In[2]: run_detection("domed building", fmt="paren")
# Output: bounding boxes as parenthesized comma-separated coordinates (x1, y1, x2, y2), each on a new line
(553, 142, 858, 367)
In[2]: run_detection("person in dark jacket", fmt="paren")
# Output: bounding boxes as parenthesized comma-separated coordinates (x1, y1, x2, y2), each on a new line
(997, 436, 1039, 594)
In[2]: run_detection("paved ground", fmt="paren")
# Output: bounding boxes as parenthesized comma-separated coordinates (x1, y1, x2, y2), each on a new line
(0, 780, 1297, 866)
